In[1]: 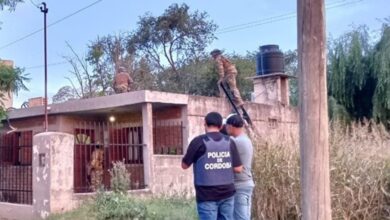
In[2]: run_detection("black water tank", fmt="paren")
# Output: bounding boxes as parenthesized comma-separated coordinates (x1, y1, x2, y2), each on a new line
(256, 45, 285, 75)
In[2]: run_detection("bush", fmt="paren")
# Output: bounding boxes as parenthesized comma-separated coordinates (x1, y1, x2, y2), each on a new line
(252, 121, 390, 220)
(109, 160, 130, 193)
(91, 161, 147, 220)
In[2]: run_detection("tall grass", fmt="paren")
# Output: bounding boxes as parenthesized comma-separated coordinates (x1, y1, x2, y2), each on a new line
(252, 121, 390, 220)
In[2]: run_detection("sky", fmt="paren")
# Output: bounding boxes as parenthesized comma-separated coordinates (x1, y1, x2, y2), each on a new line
(0, 0, 388, 107)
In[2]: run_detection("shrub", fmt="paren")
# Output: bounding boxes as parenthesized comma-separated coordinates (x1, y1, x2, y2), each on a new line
(109, 160, 130, 193)
(91, 161, 147, 220)
(252, 121, 390, 220)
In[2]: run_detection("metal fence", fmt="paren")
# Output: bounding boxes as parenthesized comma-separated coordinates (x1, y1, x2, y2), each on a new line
(153, 120, 184, 155)
(0, 131, 33, 204)
(73, 122, 145, 193)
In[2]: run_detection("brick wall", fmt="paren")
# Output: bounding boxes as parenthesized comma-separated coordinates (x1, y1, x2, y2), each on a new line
(28, 97, 47, 107)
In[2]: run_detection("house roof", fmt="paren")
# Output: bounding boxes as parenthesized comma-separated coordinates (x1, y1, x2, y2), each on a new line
(7, 90, 189, 120)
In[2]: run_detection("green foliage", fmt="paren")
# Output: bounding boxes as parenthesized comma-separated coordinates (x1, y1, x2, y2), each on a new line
(109, 161, 130, 193)
(232, 54, 256, 100)
(328, 96, 351, 124)
(328, 26, 371, 110)
(0, 63, 29, 123)
(128, 3, 217, 76)
(0, 63, 29, 95)
(372, 24, 390, 124)
(0, 0, 23, 29)
(93, 192, 147, 220)
(0, 107, 5, 127)
(328, 24, 390, 125)
(87, 34, 132, 93)
(52, 86, 77, 103)
(149, 52, 256, 99)
(132, 58, 157, 91)
(0, 0, 23, 11)
(284, 50, 298, 106)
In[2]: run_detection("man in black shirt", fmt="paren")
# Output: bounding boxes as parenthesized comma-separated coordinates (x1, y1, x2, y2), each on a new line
(182, 112, 243, 220)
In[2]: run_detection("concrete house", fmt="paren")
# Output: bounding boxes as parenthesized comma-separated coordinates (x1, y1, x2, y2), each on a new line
(0, 55, 298, 219)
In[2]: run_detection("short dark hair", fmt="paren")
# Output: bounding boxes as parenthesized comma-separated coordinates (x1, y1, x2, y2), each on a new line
(226, 115, 244, 128)
(210, 49, 222, 56)
(205, 112, 223, 128)
(220, 125, 228, 135)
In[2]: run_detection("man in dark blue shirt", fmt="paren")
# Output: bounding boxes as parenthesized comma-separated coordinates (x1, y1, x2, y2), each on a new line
(182, 112, 243, 220)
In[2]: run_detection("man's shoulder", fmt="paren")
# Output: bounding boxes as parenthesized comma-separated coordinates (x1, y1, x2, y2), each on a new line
(192, 134, 207, 141)
(188, 134, 207, 148)
(232, 134, 253, 145)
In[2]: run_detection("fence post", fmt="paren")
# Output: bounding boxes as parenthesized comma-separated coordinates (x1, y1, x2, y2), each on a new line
(32, 132, 74, 219)
(142, 103, 153, 190)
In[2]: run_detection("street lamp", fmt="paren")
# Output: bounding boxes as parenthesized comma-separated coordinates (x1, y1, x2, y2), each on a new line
(39, 2, 48, 132)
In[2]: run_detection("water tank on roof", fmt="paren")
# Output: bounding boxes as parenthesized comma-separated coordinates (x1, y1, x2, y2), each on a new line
(256, 45, 285, 75)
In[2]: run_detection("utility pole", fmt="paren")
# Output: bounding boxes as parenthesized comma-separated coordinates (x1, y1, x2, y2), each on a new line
(40, 2, 49, 132)
(297, 0, 332, 219)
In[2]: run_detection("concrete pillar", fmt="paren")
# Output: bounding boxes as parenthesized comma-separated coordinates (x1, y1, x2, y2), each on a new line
(251, 73, 290, 106)
(181, 106, 189, 153)
(32, 132, 74, 219)
(142, 103, 153, 189)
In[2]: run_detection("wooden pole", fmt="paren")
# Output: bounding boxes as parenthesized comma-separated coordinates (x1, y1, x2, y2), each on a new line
(297, 0, 332, 219)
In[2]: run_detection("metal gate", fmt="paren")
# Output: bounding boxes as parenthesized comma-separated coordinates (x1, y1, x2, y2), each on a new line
(0, 131, 33, 204)
(73, 122, 145, 193)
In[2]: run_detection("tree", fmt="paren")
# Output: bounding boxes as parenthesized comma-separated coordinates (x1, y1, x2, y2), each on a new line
(0, 62, 29, 119)
(0, 0, 23, 11)
(0, 0, 23, 29)
(284, 50, 299, 106)
(127, 3, 217, 93)
(372, 22, 390, 124)
(132, 58, 156, 90)
(328, 26, 374, 121)
(63, 42, 97, 99)
(0, 63, 28, 95)
(232, 53, 256, 100)
(52, 85, 77, 103)
(0, 0, 26, 117)
(328, 22, 390, 126)
(87, 34, 135, 94)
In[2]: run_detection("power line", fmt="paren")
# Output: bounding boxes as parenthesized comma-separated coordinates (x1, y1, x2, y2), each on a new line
(25, 61, 68, 70)
(216, 0, 363, 34)
(29, 0, 40, 9)
(0, 0, 104, 50)
(217, 0, 348, 32)
(15, 0, 366, 70)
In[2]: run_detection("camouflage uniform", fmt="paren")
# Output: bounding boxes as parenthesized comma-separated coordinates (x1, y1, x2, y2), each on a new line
(90, 147, 104, 191)
(214, 54, 244, 107)
(113, 67, 133, 94)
